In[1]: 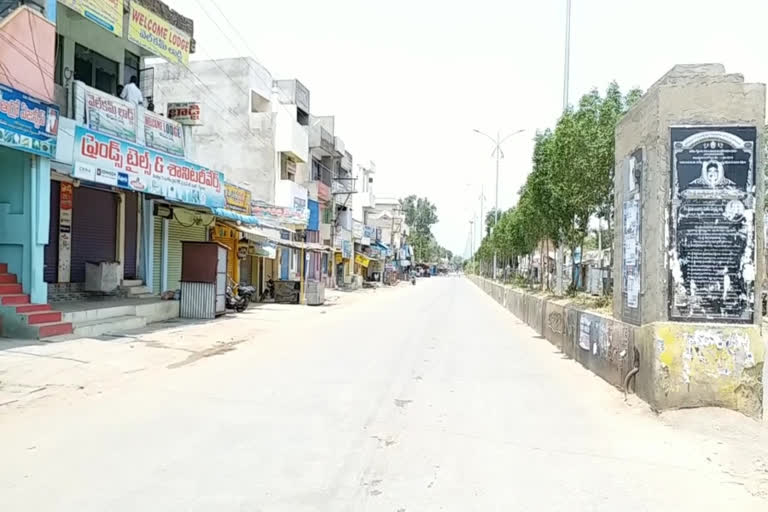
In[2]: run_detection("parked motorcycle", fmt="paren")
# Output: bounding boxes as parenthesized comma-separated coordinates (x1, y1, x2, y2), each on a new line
(226, 281, 257, 313)
(259, 278, 275, 302)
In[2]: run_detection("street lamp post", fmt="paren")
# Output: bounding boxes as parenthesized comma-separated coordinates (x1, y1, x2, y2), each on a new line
(472, 128, 524, 280)
(556, 0, 572, 295)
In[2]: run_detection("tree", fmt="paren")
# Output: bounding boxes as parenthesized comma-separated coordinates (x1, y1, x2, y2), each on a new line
(485, 208, 501, 236)
(399, 195, 439, 262)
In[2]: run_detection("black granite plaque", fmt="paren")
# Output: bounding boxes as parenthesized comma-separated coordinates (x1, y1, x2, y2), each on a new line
(669, 126, 756, 323)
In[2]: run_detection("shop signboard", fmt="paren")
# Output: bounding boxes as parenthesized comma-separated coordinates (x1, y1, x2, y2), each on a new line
(250, 203, 309, 228)
(363, 225, 375, 239)
(224, 182, 252, 214)
(342, 240, 352, 259)
(75, 82, 137, 141)
(128, 2, 191, 65)
(142, 110, 184, 156)
(57, 182, 74, 283)
(355, 253, 370, 268)
(167, 102, 202, 125)
(0, 83, 59, 158)
(59, 0, 123, 36)
(353, 220, 364, 240)
(72, 125, 225, 208)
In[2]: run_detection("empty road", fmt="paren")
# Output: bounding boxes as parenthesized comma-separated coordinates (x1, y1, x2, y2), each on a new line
(0, 277, 765, 511)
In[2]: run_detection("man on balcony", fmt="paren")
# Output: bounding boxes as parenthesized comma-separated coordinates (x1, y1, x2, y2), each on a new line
(120, 76, 144, 106)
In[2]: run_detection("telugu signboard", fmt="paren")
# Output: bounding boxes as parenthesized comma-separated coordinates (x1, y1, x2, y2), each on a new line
(72, 125, 225, 209)
(142, 110, 184, 156)
(128, 2, 191, 65)
(75, 82, 137, 141)
(167, 102, 202, 125)
(669, 126, 756, 323)
(59, 0, 123, 36)
(0, 83, 59, 158)
(224, 183, 252, 214)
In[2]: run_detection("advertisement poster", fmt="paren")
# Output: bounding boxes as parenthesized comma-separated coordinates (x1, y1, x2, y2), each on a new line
(75, 82, 137, 141)
(72, 125, 225, 209)
(579, 316, 592, 351)
(0, 83, 59, 158)
(58, 182, 74, 283)
(167, 102, 202, 125)
(59, 0, 123, 36)
(143, 110, 184, 156)
(670, 126, 756, 323)
(224, 183, 252, 214)
(128, 2, 191, 65)
(251, 203, 309, 228)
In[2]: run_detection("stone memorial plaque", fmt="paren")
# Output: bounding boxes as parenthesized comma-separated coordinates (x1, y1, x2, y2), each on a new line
(669, 126, 756, 323)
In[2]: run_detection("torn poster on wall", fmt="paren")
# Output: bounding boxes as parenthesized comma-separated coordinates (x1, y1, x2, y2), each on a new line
(669, 126, 756, 323)
(622, 148, 643, 325)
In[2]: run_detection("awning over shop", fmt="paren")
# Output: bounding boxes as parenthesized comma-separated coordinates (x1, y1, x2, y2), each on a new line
(212, 208, 263, 226)
(373, 241, 391, 255)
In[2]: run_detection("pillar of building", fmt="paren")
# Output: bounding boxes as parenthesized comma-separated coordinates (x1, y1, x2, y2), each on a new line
(613, 64, 766, 418)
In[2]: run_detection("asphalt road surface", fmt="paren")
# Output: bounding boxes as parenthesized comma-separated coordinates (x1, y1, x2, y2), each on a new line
(0, 277, 765, 511)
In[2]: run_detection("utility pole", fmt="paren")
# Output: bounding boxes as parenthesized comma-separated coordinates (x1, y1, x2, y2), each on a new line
(473, 129, 524, 280)
(556, 0, 572, 296)
(469, 219, 475, 268)
(479, 186, 485, 250)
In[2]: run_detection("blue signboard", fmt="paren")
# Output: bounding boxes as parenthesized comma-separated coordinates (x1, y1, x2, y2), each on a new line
(307, 199, 319, 231)
(0, 83, 59, 158)
(72, 125, 225, 209)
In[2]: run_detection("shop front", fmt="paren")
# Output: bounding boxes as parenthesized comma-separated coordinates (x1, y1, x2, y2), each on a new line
(0, 83, 60, 304)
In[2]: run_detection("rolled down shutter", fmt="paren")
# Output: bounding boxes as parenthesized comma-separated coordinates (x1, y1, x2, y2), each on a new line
(70, 186, 117, 283)
(152, 216, 162, 294)
(123, 192, 138, 279)
(166, 219, 206, 292)
(44, 180, 60, 283)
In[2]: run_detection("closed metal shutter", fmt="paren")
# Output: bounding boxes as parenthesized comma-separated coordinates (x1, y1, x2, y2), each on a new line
(166, 218, 206, 292)
(70, 186, 117, 283)
(152, 216, 162, 294)
(44, 180, 60, 283)
(123, 192, 138, 279)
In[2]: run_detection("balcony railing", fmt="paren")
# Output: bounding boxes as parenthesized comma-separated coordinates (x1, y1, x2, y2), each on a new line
(312, 160, 332, 187)
(310, 125, 334, 155)
(333, 178, 353, 194)
(341, 150, 353, 172)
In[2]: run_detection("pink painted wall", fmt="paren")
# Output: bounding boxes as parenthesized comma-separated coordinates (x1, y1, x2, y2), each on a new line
(0, 7, 55, 102)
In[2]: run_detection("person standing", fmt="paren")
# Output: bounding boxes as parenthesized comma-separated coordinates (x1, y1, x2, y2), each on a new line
(120, 76, 144, 106)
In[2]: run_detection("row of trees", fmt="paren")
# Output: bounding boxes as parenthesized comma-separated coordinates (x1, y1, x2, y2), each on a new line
(473, 83, 643, 286)
(399, 195, 452, 263)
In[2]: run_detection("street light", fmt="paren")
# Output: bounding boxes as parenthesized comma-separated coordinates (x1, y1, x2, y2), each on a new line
(472, 128, 525, 280)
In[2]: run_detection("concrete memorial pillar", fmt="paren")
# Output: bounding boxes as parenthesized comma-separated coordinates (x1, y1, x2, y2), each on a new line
(613, 64, 766, 418)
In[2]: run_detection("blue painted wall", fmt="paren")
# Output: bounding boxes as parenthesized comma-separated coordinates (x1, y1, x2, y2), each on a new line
(46, 0, 56, 22)
(0, 146, 50, 303)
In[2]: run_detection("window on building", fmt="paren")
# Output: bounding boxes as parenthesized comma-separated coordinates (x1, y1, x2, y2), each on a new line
(74, 44, 118, 94)
(124, 50, 141, 86)
(321, 207, 333, 224)
(281, 154, 297, 181)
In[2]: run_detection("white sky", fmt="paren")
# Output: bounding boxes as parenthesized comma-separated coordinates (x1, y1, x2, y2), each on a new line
(168, 0, 768, 256)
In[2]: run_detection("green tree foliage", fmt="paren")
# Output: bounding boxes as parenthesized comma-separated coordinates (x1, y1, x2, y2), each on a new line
(399, 195, 442, 263)
(471, 83, 642, 280)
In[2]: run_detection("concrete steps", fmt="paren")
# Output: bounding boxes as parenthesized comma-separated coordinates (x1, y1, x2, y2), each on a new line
(0, 262, 73, 339)
(72, 315, 147, 337)
(58, 300, 179, 338)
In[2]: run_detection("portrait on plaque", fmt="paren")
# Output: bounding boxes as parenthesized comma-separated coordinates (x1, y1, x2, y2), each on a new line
(669, 126, 756, 323)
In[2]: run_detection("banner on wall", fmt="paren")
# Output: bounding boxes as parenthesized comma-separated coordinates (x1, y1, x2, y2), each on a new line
(142, 110, 184, 156)
(167, 102, 202, 125)
(250, 203, 309, 228)
(224, 182, 252, 214)
(0, 83, 59, 158)
(75, 82, 137, 141)
(355, 253, 370, 268)
(58, 0, 124, 36)
(128, 2, 191, 65)
(72, 125, 225, 208)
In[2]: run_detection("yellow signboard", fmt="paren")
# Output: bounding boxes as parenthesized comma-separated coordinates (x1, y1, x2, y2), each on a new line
(224, 183, 252, 215)
(128, 2, 191, 65)
(59, 0, 123, 37)
(355, 254, 370, 268)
